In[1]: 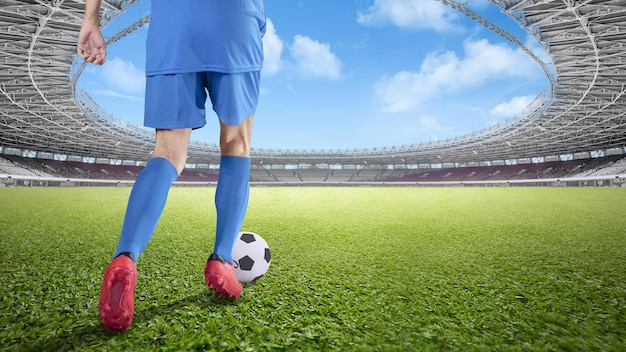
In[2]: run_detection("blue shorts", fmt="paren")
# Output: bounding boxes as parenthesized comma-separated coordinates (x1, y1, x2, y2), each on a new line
(144, 71, 260, 129)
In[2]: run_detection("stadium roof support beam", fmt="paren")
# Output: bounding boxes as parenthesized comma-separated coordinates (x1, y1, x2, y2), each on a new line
(0, 0, 625, 167)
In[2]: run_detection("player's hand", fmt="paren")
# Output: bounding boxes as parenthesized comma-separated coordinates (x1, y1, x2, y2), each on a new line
(77, 24, 106, 65)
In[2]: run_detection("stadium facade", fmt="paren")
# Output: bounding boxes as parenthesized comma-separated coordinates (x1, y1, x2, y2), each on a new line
(0, 0, 625, 175)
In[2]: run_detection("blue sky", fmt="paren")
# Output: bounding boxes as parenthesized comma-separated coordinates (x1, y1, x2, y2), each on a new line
(78, 0, 549, 151)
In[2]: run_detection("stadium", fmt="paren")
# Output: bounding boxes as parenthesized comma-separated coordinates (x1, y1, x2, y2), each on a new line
(1, 0, 625, 186)
(1, 1, 625, 351)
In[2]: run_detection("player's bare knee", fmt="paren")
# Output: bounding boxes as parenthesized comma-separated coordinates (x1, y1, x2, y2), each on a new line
(151, 143, 187, 174)
(219, 118, 253, 157)
(150, 152, 186, 175)
(220, 138, 250, 157)
(153, 129, 191, 173)
(169, 157, 187, 175)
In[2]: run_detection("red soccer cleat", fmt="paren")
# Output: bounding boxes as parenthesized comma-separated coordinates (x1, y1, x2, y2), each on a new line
(204, 253, 243, 299)
(98, 254, 137, 331)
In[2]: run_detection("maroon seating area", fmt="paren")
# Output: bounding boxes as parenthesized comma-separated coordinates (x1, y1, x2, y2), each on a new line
(375, 156, 623, 182)
(2, 155, 219, 182)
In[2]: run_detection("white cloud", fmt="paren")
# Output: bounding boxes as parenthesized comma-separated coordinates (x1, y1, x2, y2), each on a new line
(374, 71, 436, 113)
(101, 57, 145, 94)
(490, 95, 535, 117)
(375, 39, 539, 112)
(357, 0, 459, 32)
(365, 114, 455, 147)
(262, 19, 284, 75)
(290, 35, 342, 79)
(258, 20, 342, 80)
(427, 39, 537, 89)
(417, 115, 446, 130)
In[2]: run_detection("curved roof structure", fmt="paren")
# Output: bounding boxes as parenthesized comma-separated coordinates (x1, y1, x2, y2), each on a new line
(1, 0, 625, 167)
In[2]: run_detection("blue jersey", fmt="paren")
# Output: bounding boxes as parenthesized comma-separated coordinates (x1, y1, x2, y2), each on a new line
(146, 0, 266, 76)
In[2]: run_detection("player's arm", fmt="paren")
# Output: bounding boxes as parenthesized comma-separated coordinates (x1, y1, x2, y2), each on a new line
(77, 0, 106, 65)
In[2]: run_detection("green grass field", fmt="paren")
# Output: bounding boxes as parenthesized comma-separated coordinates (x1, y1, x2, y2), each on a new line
(1, 186, 625, 351)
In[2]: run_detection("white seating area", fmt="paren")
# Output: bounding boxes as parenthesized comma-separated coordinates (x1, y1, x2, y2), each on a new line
(577, 156, 626, 177)
(249, 168, 276, 182)
(269, 169, 299, 183)
(0, 156, 53, 177)
(573, 156, 626, 177)
(327, 169, 358, 182)
(296, 168, 331, 183)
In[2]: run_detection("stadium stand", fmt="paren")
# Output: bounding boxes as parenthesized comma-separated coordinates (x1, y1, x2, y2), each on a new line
(0, 1, 625, 186)
(373, 156, 625, 183)
(327, 169, 359, 183)
(576, 156, 626, 177)
(249, 168, 276, 183)
(0, 156, 48, 177)
(0, 156, 219, 182)
(2, 154, 624, 186)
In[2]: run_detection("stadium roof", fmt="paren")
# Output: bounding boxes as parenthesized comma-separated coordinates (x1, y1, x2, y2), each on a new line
(1, 0, 625, 167)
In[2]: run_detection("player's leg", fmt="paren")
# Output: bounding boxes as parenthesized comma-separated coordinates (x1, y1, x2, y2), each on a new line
(204, 71, 259, 298)
(213, 117, 253, 262)
(99, 129, 190, 331)
(113, 128, 190, 260)
(100, 72, 203, 331)
(205, 118, 252, 299)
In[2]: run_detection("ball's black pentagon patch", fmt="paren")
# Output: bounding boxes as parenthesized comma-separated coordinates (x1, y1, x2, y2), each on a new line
(239, 255, 255, 271)
(264, 248, 271, 263)
(240, 233, 256, 244)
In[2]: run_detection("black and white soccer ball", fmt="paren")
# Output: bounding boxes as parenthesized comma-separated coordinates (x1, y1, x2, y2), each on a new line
(232, 231, 271, 283)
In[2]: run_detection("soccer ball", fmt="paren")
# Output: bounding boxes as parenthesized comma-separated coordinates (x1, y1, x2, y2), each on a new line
(232, 231, 271, 283)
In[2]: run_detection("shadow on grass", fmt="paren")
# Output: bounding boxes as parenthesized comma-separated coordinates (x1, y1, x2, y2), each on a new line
(134, 288, 243, 321)
(19, 289, 239, 352)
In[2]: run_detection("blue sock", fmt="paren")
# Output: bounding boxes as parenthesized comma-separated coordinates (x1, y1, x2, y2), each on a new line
(114, 157, 178, 261)
(214, 156, 250, 263)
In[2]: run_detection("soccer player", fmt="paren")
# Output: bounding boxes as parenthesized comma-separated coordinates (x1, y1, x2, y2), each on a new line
(77, 0, 266, 331)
